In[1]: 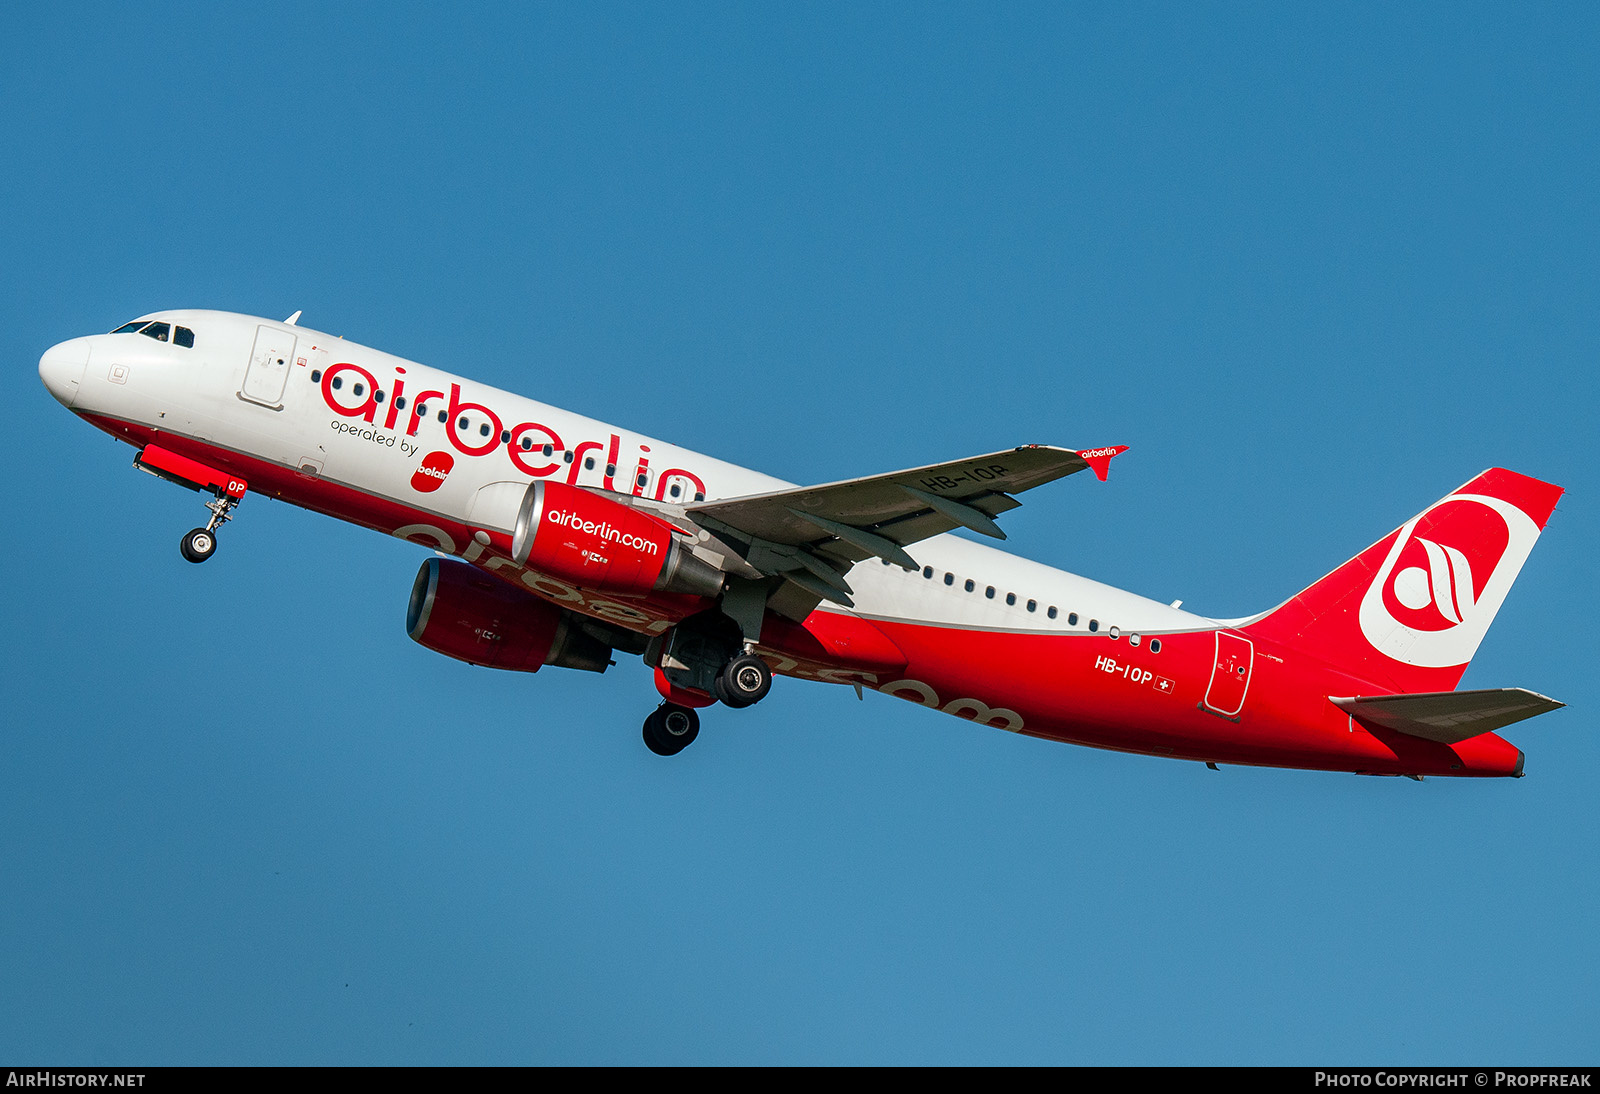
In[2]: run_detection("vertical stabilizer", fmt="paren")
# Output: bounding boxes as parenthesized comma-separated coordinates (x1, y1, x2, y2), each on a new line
(1243, 469, 1562, 693)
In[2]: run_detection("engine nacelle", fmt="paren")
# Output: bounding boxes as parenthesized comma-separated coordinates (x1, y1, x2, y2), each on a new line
(407, 558, 612, 674)
(511, 480, 723, 599)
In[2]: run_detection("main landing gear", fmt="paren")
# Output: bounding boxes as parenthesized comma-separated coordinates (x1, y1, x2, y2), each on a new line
(712, 653, 772, 708)
(641, 614, 776, 756)
(642, 703, 700, 756)
(179, 492, 240, 564)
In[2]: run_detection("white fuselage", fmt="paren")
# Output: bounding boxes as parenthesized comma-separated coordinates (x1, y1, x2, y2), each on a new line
(41, 309, 1212, 642)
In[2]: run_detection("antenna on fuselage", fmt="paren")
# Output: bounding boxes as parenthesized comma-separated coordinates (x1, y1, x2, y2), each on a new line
(284, 310, 302, 325)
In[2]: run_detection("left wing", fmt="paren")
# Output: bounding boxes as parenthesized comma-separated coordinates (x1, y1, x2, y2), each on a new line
(687, 444, 1126, 616)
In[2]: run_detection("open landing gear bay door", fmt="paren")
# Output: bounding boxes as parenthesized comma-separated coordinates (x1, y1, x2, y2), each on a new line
(685, 444, 1125, 619)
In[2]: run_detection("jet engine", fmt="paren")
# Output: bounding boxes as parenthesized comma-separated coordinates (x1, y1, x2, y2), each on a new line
(511, 480, 723, 599)
(407, 557, 612, 673)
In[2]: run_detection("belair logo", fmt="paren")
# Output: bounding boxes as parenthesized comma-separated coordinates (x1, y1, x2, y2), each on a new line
(1358, 493, 1539, 667)
(410, 451, 454, 493)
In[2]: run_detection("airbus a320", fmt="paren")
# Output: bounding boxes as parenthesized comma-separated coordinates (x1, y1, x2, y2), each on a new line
(39, 310, 1566, 775)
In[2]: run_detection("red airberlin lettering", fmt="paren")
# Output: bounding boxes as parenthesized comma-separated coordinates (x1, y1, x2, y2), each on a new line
(318, 364, 710, 500)
(323, 363, 379, 423)
(411, 451, 454, 493)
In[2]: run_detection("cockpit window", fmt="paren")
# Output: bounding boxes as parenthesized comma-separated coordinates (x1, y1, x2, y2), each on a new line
(110, 319, 194, 347)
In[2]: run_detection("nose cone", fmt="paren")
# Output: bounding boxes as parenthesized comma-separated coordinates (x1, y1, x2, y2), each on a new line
(40, 337, 91, 407)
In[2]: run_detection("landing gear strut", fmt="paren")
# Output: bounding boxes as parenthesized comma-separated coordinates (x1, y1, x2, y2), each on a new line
(643, 703, 700, 756)
(179, 492, 239, 564)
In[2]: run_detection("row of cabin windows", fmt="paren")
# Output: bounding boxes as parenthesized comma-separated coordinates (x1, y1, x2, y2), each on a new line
(310, 369, 704, 501)
(893, 559, 1163, 652)
(111, 320, 196, 348)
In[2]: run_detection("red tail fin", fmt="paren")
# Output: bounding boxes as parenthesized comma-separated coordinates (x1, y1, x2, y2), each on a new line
(1243, 469, 1563, 693)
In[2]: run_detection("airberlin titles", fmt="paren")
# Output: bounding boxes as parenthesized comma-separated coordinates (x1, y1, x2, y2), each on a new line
(319, 360, 707, 502)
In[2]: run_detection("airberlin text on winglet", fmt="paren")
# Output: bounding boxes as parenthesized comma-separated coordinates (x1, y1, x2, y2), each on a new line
(1075, 446, 1129, 482)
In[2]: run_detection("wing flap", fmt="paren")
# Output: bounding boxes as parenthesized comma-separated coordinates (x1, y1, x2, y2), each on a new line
(689, 444, 1107, 554)
(1331, 688, 1565, 745)
(686, 443, 1123, 617)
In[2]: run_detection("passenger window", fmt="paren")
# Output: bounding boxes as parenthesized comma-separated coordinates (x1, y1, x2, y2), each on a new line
(1068, 613, 1078, 626)
(1027, 599, 1037, 612)
(670, 484, 682, 498)
(139, 322, 170, 342)
(1149, 639, 1162, 653)
(1047, 606, 1057, 619)
(964, 579, 975, 592)
(1129, 634, 1141, 647)
(1006, 593, 1016, 606)
(985, 586, 995, 598)
(585, 457, 596, 470)
(395, 396, 406, 410)
(353, 383, 365, 397)
(174, 326, 195, 348)
(311, 370, 322, 382)
(943, 572, 954, 586)
(437, 410, 447, 423)
(480, 423, 491, 437)
(1088, 619, 1099, 632)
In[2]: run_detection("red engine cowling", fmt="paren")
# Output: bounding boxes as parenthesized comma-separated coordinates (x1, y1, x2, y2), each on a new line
(407, 558, 611, 674)
(511, 480, 723, 598)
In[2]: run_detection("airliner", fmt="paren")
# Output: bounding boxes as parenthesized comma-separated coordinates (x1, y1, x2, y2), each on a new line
(38, 310, 1566, 775)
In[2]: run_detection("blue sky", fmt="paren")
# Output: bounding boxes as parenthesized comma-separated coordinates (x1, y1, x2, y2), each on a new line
(3, 2, 1596, 1064)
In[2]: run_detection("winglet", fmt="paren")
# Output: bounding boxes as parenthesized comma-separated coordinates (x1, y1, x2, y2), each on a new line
(1076, 445, 1129, 482)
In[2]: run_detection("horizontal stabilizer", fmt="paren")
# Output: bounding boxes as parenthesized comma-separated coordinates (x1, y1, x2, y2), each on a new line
(1330, 688, 1565, 745)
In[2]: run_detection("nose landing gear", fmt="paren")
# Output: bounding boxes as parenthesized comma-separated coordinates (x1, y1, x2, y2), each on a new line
(180, 527, 217, 563)
(179, 492, 240, 564)
(132, 445, 248, 565)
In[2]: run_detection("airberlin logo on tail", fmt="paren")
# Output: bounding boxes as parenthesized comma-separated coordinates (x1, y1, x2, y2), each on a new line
(1393, 536, 1477, 625)
(1358, 493, 1540, 667)
(411, 451, 454, 493)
